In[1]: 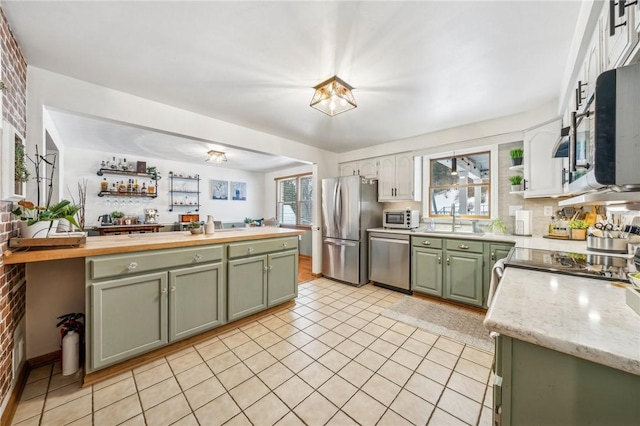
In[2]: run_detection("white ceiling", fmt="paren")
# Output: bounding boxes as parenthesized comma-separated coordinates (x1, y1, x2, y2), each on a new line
(3, 1, 581, 160)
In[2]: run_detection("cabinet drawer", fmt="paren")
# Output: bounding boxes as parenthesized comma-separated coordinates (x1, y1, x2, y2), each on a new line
(411, 236, 442, 249)
(445, 239, 483, 253)
(228, 237, 298, 259)
(89, 245, 223, 280)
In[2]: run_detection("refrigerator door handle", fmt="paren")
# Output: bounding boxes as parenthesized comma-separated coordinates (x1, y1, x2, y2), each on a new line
(323, 239, 357, 247)
(336, 181, 343, 237)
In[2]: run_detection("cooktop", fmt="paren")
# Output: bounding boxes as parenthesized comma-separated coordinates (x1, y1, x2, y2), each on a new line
(505, 248, 637, 282)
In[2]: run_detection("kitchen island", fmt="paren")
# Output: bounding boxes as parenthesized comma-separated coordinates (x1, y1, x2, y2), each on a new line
(484, 267, 640, 425)
(3, 227, 303, 378)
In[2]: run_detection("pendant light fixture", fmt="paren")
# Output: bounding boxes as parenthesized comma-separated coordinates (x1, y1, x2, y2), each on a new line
(310, 76, 357, 117)
(451, 156, 458, 176)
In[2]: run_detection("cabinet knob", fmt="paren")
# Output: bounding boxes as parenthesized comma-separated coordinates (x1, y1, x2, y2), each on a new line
(491, 252, 496, 261)
(161, 288, 167, 294)
(128, 262, 138, 270)
(268, 265, 273, 271)
(170, 286, 176, 292)
(247, 247, 254, 253)
(438, 256, 441, 264)
(458, 244, 469, 250)
(422, 241, 431, 246)
(446, 257, 450, 265)
(283, 242, 288, 248)
(194, 253, 203, 261)
(264, 266, 268, 272)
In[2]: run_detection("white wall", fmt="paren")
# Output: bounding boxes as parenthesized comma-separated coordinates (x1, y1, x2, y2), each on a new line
(64, 147, 267, 226)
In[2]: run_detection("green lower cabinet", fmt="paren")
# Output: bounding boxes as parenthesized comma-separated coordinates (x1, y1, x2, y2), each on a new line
(267, 250, 298, 306)
(91, 271, 168, 370)
(483, 243, 514, 307)
(444, 250, 484, 307)
(169, 262, 225, 342)
(228, 255, 268, 321)
(411, 246, 443, 296)
(495, 335, 640, 425)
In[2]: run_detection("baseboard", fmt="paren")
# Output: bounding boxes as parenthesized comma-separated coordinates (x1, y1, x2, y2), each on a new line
(299, 254, 312, 260)
(28, 350, 61, 369)
(0, 361, 29, 426)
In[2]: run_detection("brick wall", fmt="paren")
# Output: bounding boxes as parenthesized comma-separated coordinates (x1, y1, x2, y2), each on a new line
(0, 7, 28, 410)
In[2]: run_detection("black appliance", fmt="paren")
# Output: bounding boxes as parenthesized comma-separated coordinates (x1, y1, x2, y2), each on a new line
(504, 247, 637, 282)
(553, 61, 640, 193)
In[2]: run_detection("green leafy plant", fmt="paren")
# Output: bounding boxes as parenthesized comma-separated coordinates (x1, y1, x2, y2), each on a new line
(568, 219, 589, 229)
(510, 148, 524, 159)
(12, 199, 80, 228)
(509, 175, 523, 185)
(487, 218, 507, 234)
(188, 221, 201, 229)
(146, 166, 161, 180)
(110, 211, 125, 219)
(244, 217, 253, 224)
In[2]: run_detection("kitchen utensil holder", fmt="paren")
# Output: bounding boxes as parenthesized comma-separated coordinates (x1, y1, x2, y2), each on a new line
(587, 235, 628, 253)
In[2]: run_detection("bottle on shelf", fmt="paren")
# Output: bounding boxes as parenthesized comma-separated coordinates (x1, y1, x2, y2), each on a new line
(147, 180, 155, 195)
(100, 178, 109, 192)
(123, 158, 128, 171)
(548, 216, 556, 235)
(141, 182, 147, 194)
(133, 179, 139, 193)
(118, 180, 127, 193)
(127, 179, 133, 193)
(111, 182, 117, 193)
(110, 156, 117, 170)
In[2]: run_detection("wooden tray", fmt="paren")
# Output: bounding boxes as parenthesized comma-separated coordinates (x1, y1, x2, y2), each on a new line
(9, 236, 86, 248)
(543, 234, 570, 240)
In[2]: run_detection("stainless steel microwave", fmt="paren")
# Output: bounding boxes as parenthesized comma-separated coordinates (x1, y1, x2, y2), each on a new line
(568, 61, 640, 193)
(383, 209, 420, 229)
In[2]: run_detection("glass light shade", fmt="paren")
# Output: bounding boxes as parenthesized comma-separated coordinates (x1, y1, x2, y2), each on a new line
(310, 76, 357, 117)
(206, 150, 227, 163)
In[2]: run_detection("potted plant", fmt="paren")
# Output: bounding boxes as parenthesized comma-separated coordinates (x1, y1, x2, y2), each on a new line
(510, 148, 524, 166)
(244, 217, 252, 228)
(188, 221, 202, 234)
(568, 219, 589, 240)
(110, 210, 125, 225)
(487, 218, 507, 235)
(509, 175, 523, 192)
(12, 199, 80, 238)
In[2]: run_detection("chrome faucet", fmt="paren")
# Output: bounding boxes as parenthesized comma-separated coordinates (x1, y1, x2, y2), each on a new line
(451, 203, 462, 232)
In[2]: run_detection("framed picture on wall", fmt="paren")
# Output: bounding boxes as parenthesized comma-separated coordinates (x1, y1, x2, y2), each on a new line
(1, 121, 27, 201)
(231, 181, 246, 201)
(212, 180, 229, 200)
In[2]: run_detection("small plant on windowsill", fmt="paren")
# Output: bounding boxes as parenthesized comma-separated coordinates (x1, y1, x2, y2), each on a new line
(509, 175, 523, 192)
(487, 218, 507, 235)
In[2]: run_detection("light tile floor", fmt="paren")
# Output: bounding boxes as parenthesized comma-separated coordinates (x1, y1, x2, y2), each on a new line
(12, 278, 494, 426)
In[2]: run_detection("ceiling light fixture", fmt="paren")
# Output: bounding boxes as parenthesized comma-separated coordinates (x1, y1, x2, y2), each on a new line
(310, 76, 357, 117)
(206, 150, 227, 163)
(451, 156, 458, 176)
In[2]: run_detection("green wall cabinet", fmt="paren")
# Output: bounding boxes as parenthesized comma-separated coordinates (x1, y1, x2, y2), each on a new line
(494, 335, 640, 425)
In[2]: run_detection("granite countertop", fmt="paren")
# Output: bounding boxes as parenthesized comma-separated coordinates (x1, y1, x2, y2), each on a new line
(2, 227, 303, 265)
(484, 268, 640, 376)
(367, 228, 632, 257)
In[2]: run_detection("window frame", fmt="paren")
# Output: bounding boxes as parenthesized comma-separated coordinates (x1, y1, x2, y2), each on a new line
(423, 147, 498, 220)
(275, 172, 313, 228)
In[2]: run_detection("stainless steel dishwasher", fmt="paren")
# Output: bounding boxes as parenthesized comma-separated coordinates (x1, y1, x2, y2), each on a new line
(369, 232, 410, 292)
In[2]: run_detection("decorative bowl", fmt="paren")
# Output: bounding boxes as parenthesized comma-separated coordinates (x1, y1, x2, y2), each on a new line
(628, 273, 640, 289)
(190, 228, 202, 235)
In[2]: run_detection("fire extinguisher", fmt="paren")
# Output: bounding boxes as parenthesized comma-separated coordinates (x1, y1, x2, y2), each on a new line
(56, 313, 85, 376)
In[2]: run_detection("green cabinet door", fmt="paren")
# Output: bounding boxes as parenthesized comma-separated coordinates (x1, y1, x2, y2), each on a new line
(228, 255, 268, 321)
(169, 262, 225, 342)
(267, 249, 298, 306)
(483, 243, 514, 307)
(91, 271, 168, 370)
(411, 246, 443, 296)
(444, 250, 484, 307)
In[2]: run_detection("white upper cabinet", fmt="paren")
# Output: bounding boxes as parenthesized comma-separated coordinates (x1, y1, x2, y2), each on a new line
(339, 159, 377, 179)
(523, 120, 566, 198)
(377, 152, 420, 202)
(584, 19, 603, 101)
(603, 0, 638, 69)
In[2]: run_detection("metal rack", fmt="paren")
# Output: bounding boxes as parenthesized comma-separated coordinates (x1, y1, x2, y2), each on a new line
(169, 171, 200, 212)
(96, 168, 158, 198)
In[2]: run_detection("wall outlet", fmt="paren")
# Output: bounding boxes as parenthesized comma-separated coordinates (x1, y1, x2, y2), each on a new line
(544, 206, 553, 217)
(509, 205, 523, 216)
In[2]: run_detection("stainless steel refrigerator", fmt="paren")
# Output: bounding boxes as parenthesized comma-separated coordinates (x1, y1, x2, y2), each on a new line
(322, 175, 382, 286)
